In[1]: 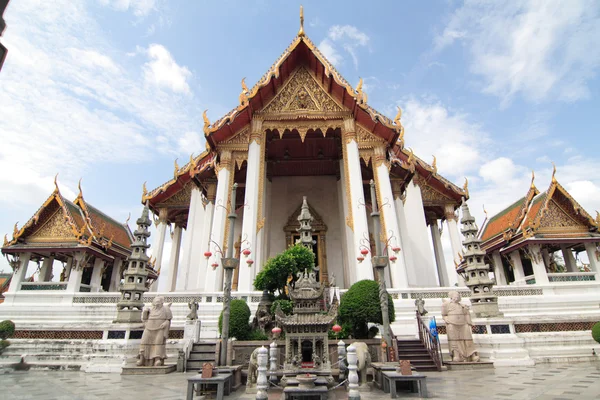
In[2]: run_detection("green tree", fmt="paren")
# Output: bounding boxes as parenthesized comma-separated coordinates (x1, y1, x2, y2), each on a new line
(254, 244, 315, 297)
(0, 320, 15, 355)
(592, 321, 600, 344)
(339, 280, 395, 339)
(218, 299, 251, 340)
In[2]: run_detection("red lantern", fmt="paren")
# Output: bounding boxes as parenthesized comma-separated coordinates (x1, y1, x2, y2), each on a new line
(360, 248, 369, 256)
(357, 256, 364, 263)
(247, 259, 254, 266)
(204, 251, 212, 258)
(392, 246, 401, 253)
(211, 262, 219, 270)
(272, 327, 282, 336)
(242, 249, 251, 257)
(332, 324, 342, 333)
(390, 255, 397, 262)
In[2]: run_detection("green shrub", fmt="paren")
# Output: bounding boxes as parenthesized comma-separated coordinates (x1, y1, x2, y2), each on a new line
(247, 329, 269, 341)
(592, 321, 600, 344)
(271, 299, 293, 316)
(339, 280, 395, 339)
(0, 320, 15, 340)
(328, 322, 352, 340)
(254, 244, 315, 296)
(218, 299, 251, 340)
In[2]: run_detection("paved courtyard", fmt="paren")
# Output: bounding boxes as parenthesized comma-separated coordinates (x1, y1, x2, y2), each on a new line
(1, 363, 600, 400)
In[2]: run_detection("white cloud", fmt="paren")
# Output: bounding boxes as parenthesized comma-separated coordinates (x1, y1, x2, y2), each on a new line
(435, 0, 600, 105)
(479, 157, 526, 185)
(318, 25, 370, 69)
(402, 98, 487, 179)
(99, 0, 158, 17)
(143, 44, 192, 94)
(177, 131, 203, 155)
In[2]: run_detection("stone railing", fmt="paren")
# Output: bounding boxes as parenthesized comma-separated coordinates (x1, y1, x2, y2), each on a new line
(72, 291, 266, 304)
(548, 272, 597, 282)
(20, 282, 68, 291)
(386, 286, 544, 299)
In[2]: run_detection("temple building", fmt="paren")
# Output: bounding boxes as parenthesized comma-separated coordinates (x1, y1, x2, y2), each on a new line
(479, 170, 600, 286)
(0, 179, 155, 302)
(143, 21, 467, 294)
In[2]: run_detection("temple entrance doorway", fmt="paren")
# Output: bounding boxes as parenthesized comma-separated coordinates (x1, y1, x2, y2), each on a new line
(301, 340, 313, 363)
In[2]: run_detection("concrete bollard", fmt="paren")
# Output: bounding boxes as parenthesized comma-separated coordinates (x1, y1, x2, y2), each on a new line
(256, 346, 268, 400)
(338, 340, 346, 382)
(269, 341, 278, 383)
(347, 344, 360, 400)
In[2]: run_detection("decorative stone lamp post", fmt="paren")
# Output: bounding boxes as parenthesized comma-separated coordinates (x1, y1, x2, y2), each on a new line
(219, 183, 240, 366)
(369, 180, 392, 354)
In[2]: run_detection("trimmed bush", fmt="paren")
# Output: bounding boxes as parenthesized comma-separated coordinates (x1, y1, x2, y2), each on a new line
(218, 299, 251, 340)
(271, 299, 293, 316)
(339, 280, 395, 339)
(248, 329, 269, 341)
(0, 320, 15, 340)
(592, 321, 600, 344)
(254, 244, 315, 296)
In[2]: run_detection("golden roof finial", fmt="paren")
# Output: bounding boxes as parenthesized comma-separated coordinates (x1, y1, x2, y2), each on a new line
(3, 234, 8, 247)
(77, 178, 83, 198)
(595, 210, 600, 227)
(174, 158, 180, 177)
(393, 106, 402, 125)
(203, 110, 210, 136)
(463, 177, 469, 197)
(189, 152, 194, 165)
(530, 170, 536, 189)
(239, 78, 249, 106)
(483, 204, 488, 218)
(431, 155, 437, 174)
(125, 212, 131, 225)
(142, 181, 148, 199)
(356, 78, 367, 104)
(298, 5, 305, 37)
(407, 147, 415, 165)
(13, 222, 19, 237)
(551, 162, 557, 184)
(53, 173, 59, 193)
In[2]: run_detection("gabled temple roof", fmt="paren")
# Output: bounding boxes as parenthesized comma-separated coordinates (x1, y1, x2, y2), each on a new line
(480, 171, 599, 252)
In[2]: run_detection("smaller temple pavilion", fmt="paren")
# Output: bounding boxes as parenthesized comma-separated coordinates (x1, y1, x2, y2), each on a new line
(1, 179, 154, 303)
(479, 169, 600, 286)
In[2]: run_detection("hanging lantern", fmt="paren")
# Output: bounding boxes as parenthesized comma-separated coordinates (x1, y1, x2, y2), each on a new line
(392, 246, 401, 253)
(390, 255, 397, 262)
(211, 262, 219, 270)
(204, 251, 212, 258)
(272, 326, 282, 337)
(357, 256, 364, 263)
(247, 259, 254, 266)
(332, 324, 342, 333)
(360, 248, 369, 256)
(242, 249, 251, 257)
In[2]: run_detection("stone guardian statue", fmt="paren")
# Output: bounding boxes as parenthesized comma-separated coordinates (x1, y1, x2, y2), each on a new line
(136, 296, 172, 367)
(441, 291, 479, 362)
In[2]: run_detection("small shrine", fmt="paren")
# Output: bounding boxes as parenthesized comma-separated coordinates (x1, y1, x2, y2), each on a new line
(275, 269, 337, 382)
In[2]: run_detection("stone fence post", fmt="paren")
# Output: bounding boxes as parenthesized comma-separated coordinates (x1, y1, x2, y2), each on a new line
(347, 344, 360, 400)
(256, 346, 268, 400)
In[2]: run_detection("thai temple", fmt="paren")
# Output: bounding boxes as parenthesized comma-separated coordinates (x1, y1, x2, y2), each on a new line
(1, 9, 599, 372)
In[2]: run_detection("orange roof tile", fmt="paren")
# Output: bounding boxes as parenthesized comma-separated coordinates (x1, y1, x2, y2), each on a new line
(480, 197, 526, 241)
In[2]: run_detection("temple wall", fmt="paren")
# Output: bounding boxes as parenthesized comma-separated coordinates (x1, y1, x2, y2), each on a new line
(267, 175, 346, 287)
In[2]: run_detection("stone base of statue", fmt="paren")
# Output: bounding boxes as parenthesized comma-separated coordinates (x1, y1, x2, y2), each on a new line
(445, 361, 494, 371)
(121, 364, 176, 375)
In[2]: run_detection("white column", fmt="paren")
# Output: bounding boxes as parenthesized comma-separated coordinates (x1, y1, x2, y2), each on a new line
(7, 252, 31, 293)
(392, 184, 415, 288)
(509, 250, 525, 283)
(491, 251, 508, 285)
(445, 205, 464, 267)
(403, 180, 437, 287)
(343, 118, 373, 281)
(196, 186, 216, 291)
(109, 258, 123, 292)
(373, 148, 408, 288)
(89, 257, 105, 292)
(67, 252, 86, 293)
(179, 186, 203, 290)
(339, 159, 356, 287)
(528, 244, 549, 284)
(39, 256, 54, 282)
(429, 219, 449, 287)
(561, 245, 578, 272)
(165, 224, 183, 292)
(585, 242, 599, 276)
(150, 208, 168, 292)
(239, 120, 263, 292)
(204, 151, 233, 292)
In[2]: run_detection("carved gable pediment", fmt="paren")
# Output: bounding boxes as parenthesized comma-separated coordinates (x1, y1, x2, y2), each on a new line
(538, 199, 589, 232)
(29, 208, 77, 242)
(158, 182, 193, 207)
(261, 67, 344, 114)
(420, 182, 453, 206)
(284, 200, 327, 233)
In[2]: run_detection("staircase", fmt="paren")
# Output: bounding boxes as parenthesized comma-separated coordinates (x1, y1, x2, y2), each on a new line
(396, 339, 439, 371)
(186, 341, 218, 371)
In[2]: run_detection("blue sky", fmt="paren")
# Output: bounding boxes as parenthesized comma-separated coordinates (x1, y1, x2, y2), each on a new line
(1, 0, 599, 274)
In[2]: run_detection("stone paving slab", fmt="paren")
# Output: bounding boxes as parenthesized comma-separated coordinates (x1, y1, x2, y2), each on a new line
(1, 364, 600, 399)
